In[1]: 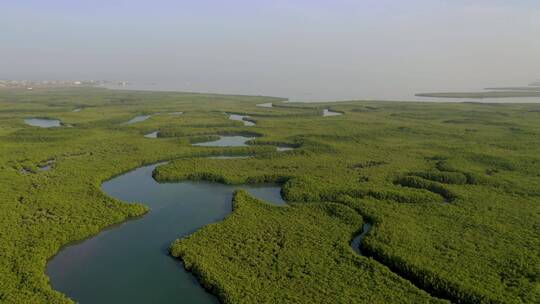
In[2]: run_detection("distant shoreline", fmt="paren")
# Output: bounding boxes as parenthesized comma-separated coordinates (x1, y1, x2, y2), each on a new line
(415, 91, 540, 99)
(1, 85, 539, 103)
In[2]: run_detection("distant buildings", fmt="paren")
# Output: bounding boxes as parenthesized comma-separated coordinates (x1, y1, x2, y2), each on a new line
(0, 79, 111, 89)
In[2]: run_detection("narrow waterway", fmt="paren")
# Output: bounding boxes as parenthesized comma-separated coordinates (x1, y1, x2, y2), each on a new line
(123, 115, 151, 125)
(144, 131, 159, 138)
(228, 114, 255, 126)
(323, 109, 342, 117)
(192, 136, 254, 147)
(350, 223, 372, 255)
(207, 155, 250, 159)
(276, 146, 294, 152)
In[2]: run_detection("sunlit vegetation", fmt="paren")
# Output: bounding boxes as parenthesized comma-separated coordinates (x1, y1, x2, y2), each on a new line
(0, 87, 539, 303)
(171, 191, 442, 304)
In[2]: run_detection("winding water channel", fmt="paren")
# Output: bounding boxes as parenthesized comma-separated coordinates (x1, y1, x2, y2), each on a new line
(350, 223, 372, 255)
(47, 162, 285, 303)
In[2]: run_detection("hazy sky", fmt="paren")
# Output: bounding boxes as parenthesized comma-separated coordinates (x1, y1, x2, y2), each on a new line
(1, 1, 539, 100)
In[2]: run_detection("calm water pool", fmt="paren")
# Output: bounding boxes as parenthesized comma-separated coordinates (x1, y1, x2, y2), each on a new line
(25, 118, 62, 128)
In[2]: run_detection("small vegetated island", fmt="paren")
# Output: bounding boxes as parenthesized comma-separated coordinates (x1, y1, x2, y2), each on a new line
(416, 91, 540, 99)
(0, 87, 539, 304)
(416, 82, 540, 99)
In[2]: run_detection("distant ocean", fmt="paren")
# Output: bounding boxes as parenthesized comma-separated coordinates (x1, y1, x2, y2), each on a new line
(101, 83, 540, 103)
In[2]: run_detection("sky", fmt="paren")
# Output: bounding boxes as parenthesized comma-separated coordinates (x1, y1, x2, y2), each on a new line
(1, 0, 539, 101)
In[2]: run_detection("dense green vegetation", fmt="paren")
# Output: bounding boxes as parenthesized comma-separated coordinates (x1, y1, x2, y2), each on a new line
(171, 191, 442, 303)
(0, 87, 539, 303)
